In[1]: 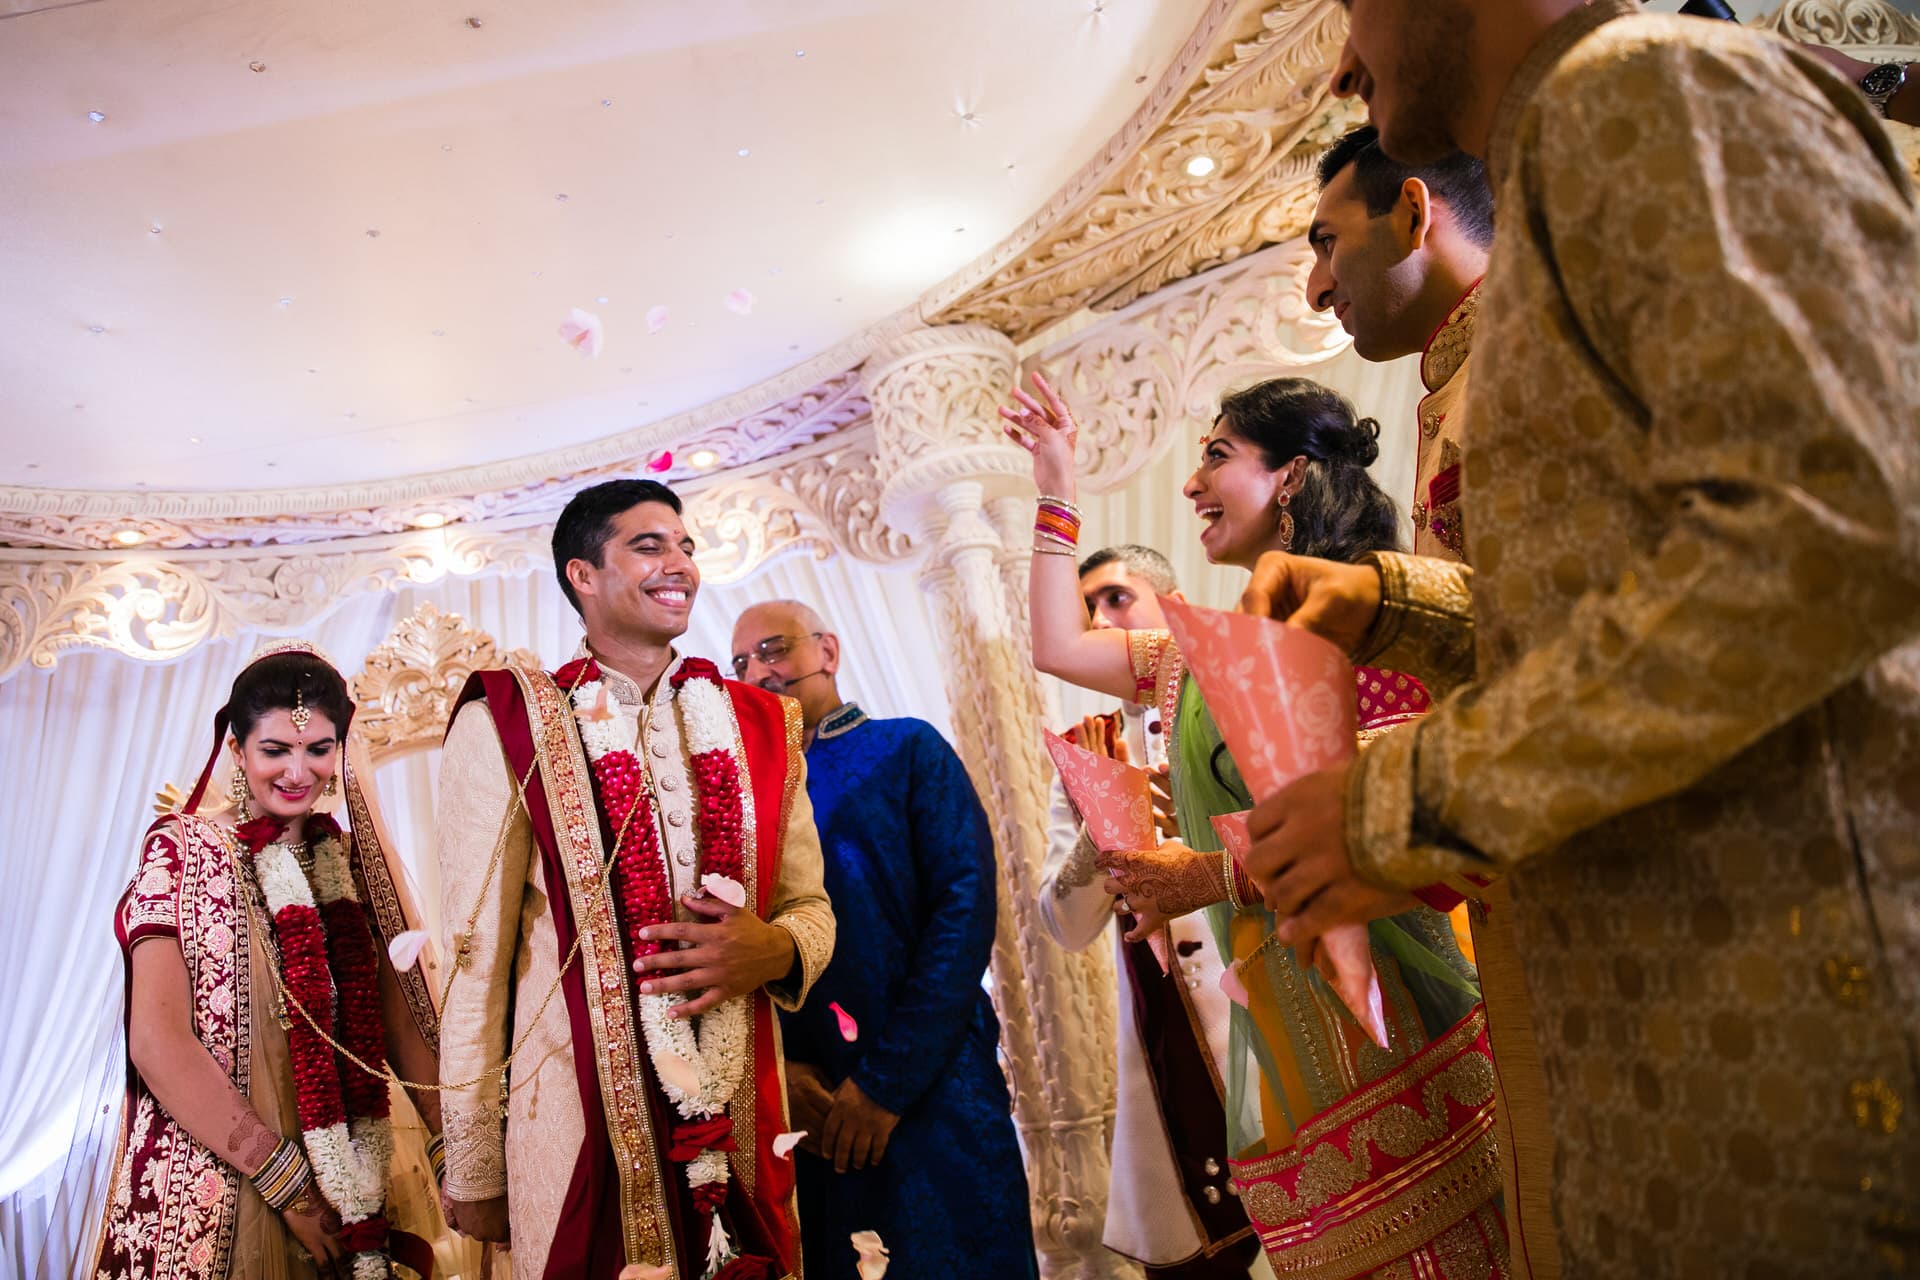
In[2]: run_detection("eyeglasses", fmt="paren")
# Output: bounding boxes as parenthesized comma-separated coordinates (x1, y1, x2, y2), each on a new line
(730, 633, 822, 678)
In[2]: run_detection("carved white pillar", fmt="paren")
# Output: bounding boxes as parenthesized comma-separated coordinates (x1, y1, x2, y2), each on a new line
(864, 326, 1128, 1280)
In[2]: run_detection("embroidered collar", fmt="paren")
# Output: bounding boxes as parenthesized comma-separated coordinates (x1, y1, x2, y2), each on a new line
(1487, 0, 1638, 192)
(814, 702, 867, 741)
(569, 642, 681, 709)
(1419, 279, 1482, 393)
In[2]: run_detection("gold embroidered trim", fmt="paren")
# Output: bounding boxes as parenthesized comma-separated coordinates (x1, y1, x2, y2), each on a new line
(342, 758, 441, 1054)
(518, 666, 672, 1266)
(1354, 553, 1476, 700)
(719, 685, 763, 1200)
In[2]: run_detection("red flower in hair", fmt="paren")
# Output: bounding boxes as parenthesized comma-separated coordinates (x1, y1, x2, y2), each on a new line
(235, 817, 288, 854)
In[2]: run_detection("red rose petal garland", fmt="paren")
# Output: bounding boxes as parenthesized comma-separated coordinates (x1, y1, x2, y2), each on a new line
(240, 815, 393, 1280)
(567, 655, 753, 1272)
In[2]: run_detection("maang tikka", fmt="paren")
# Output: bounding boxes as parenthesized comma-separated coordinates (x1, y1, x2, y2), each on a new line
(290, 686, 311, 732)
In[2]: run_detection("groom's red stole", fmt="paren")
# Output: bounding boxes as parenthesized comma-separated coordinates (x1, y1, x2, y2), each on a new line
(452, 667, 803, 1279)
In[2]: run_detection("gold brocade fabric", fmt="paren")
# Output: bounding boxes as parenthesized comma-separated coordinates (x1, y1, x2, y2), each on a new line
(1349, 6, 1920, 1276)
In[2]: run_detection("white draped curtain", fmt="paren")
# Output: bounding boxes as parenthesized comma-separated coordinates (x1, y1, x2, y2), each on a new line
(0, 342, 1417, 1278)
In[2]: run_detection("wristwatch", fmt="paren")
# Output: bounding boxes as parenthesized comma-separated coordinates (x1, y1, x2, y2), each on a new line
(1860, 61, 1908, 119)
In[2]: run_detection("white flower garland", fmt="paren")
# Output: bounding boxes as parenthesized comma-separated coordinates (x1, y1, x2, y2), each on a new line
(255, 833, 392, 1280)
(571, 670, 752, 1188)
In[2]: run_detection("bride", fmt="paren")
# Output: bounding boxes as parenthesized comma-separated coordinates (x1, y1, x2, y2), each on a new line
(93, 642, 462, 1279)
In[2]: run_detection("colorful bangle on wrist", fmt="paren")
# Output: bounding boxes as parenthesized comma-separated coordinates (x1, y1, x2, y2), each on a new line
(250, 1137, 313, 1212)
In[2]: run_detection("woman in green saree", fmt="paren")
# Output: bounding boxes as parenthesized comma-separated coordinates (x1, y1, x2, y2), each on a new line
(1003, 372, 1508, 1279)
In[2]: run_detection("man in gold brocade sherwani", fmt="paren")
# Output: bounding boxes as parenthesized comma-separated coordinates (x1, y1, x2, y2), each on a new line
(436, 479, 836, 1278)
(1306, 126, 1562, 1278)
(1243, 2, 1920, 1274)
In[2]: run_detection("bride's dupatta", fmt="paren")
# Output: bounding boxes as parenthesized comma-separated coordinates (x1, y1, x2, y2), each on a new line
(1128, 625, 1507, 1279)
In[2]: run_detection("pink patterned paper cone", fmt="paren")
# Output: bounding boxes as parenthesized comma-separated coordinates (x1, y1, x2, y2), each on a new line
(1042, 730, 1156, 854)
(1211, 810, 1253, 861)
(1160, 597, 1355, 792)
(1164, 597, 1383, 1045)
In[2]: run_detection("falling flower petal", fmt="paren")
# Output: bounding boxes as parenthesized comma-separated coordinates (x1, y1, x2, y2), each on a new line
(645, 450, 673, 474)
(851, 1230, 890, 1280)
(387, 930, 429, 971)
(829, 1001, 859, 1042)
(654, 1050, 701, 1096)
(773, 1131, 807, 1159)
(574, 683, 617, 724)
(1219, 960, 1250, 1008)
(724, 288, 755, 315)
(701, 873, 747, 908)
(559, 307, 604, 357)
(645, 304, 671, 334)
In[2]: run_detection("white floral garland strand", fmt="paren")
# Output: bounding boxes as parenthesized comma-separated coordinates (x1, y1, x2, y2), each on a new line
(256, 833, 393, 1280)
(571, 670, 753, 1267)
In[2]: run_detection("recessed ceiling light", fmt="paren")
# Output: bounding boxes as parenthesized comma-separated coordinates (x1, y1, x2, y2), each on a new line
(1185, 154, 1218, 178)
(737, 147, 751, 157)
(795, 49, 806, 57)
(87, 110, 106, 123)
(278, 297, 293, 307)
(688, 449, 720, 470)
(149, 225, 163, 235)
(188, 436, 202, 444)
(111, 528, 147, 547)
(411, 512, 449, 529)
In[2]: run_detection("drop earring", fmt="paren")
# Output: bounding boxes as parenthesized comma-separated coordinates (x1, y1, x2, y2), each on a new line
(229, 768, 254, 821)
(1278, 491, 1295, 552)
(322, 775, 338, 798)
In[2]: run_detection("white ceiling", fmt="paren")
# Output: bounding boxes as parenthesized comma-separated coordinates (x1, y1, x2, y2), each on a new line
(0, 0, 1206, 492)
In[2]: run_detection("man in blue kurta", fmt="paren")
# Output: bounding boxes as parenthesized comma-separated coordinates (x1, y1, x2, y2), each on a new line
(729, 599, 1038, 1280)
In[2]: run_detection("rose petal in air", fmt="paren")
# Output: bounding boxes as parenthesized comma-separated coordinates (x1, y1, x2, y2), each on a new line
(654, 1049, 701, 1096)
(558, 307, 604, 357)
(850, 1230, 890, 1280)
(723, 288, 755, 315)
(701, 873, 747, 908)
(772, 1131, 807, 1159)
(645, 304, 670, 334)
(1219, 960, 1250, 1008)
(645, 450, 673, 474)
(387, 930, 429, 971)
(829, 1001, 859, 1042)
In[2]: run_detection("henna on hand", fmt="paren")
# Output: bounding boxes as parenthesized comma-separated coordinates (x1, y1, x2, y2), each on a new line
(1098, 840, 1228, 921)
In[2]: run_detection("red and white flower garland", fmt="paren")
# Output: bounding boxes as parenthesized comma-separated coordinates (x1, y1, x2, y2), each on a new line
(564, 656, 752, 1270)
(238, 814, 393, 1280)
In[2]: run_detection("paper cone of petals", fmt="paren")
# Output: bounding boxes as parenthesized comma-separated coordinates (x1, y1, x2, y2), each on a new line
(1163, 598, 1388, 1047)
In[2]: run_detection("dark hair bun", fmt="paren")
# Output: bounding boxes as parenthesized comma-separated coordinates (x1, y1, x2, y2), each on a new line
(1327, 415, 1381, 469)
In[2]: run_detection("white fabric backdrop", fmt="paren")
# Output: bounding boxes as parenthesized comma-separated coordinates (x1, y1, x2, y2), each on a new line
(0, 341, 1419, 1277)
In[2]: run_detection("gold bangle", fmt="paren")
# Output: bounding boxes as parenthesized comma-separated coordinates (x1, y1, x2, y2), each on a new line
(426, 1132, 447, 1186)
(1223, 850, 1247, 912)
(249, 1138, 313, 1212)
(1037, 493, 1081, 514)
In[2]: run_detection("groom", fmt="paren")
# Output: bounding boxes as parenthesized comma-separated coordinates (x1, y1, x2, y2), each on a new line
(436, 479, 837, 1278)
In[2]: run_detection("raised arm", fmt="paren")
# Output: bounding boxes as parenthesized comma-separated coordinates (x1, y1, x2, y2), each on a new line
(1000, 370, 1139, 704)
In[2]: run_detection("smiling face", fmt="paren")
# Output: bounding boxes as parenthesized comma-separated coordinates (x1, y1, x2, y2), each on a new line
(1333, 0, 1477, 165)
(566, 501, 701, 646)
(228, 709, 339, 822)
(1306, 166, 1430, 361)
(1182, 424, 1295, 570)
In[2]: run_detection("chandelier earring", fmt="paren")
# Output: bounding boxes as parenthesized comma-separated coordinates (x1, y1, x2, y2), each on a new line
(322, 774, 338, 798)
(229, 768, 254, 821)
(1278, 491, 1295, 553)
